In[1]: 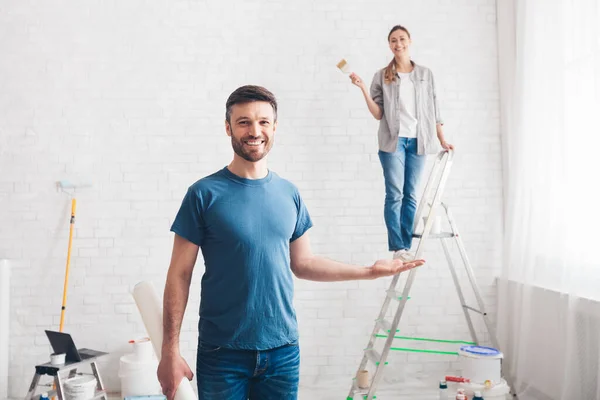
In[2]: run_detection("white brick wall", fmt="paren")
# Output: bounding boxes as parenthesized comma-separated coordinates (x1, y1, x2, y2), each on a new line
(0, 0, 501, 397)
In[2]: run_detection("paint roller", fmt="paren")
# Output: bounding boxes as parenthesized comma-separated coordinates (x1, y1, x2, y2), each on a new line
(132, 281, 196, 400)
(56, 179, 92, 332)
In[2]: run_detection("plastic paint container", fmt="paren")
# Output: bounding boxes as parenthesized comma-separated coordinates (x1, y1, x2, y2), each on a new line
(458, 345, 503, 384)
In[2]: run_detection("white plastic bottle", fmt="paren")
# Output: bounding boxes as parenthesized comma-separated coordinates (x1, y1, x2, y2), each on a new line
(439, 380, 448, 400)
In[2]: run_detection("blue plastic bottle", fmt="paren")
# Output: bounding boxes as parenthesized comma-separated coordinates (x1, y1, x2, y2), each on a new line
(39, 393, 50, 400)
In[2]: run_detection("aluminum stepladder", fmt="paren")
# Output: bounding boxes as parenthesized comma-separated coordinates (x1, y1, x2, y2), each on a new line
(347, 150, 514, 400)
(24, 351, 109, 400)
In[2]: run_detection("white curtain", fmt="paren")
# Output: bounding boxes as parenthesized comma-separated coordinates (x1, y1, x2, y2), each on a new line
(497, 0, 600, 399)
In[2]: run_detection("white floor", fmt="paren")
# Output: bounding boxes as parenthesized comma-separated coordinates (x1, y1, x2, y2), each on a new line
(103, 387, 437, 400)
(98, 376, 440, 400)
(298, 378, 439, 400)
(17, 373, 452, 400)
(31, 376, 441, 400)
(15, 374, 469, 400)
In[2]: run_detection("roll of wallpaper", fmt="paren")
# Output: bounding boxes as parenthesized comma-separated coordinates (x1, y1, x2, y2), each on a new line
(132, 281, 196, 400)
(0, 260, 10, 400)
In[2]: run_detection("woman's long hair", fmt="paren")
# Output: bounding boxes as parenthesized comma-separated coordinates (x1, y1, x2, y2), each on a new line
(384, 25, 411, 84)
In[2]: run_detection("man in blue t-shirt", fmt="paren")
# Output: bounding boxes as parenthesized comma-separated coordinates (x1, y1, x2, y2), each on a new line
(157, 85, 425, 400)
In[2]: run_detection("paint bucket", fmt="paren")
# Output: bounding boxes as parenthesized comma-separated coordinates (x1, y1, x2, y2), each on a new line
(119, 353, 161, 397)
(458, 345, 503, 384)
(63, 375, 97, 400)
(356, 370, 369, 388)
(459, 378, 511, 400)
(50, 352, 66, 365)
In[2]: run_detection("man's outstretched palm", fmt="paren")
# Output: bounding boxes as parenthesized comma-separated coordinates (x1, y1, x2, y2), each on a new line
(368, 258, 424, 279)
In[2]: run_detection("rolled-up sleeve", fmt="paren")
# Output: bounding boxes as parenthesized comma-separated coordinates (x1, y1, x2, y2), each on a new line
(370, 71, 384, 110)
(431, 73, 443, 125)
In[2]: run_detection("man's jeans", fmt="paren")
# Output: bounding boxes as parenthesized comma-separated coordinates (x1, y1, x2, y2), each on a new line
(378, 137, 426, 251)
(196, 340, 300, 400)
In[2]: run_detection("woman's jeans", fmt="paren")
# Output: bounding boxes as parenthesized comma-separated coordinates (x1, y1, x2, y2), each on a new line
(378, 137, 426, 252)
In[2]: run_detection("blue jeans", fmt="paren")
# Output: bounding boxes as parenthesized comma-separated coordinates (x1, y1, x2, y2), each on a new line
(196, 340, 300, 400)
(378, 138, 426, 251)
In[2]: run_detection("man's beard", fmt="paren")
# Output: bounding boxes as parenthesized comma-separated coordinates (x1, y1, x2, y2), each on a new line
(231, 133, 273, 162)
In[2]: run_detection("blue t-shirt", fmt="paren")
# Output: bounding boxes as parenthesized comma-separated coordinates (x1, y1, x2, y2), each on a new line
(170, 167, 313, 350)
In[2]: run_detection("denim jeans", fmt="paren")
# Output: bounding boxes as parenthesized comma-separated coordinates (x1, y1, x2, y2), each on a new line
(378, 137, 426, 251)
(196, 340, 300, 400)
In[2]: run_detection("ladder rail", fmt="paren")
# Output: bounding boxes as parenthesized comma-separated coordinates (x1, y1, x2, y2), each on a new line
(413, 150, 454, 233)
(441, 237, 479, 344)
(366, 271, 415, 399)
(366, 151, 455, 400)
(415, 152, 454, 259)
(346, 273, 403, 399)
(444, 203, 500, 349)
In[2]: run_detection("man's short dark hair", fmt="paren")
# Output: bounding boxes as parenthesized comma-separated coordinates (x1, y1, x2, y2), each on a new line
(225, 85, 278, 123)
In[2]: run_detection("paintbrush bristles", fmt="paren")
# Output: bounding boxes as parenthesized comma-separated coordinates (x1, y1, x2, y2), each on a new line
(337, 59, 351, 74)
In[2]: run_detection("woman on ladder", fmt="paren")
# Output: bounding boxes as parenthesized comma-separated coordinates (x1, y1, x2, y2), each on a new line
(349, 25, 453, 261)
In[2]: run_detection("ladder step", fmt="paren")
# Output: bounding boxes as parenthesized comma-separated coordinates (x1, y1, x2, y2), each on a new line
(413, 232, 455, 238)
(347, 389, 377, 400)
(348, 385, 378, 400)
(350, 378, 374, 396)
(385, 290, 411, 301)
(376, 318, 395, 333)
(364, 348, 388, 366)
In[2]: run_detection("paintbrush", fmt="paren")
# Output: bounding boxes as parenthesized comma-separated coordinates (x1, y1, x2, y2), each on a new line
(336, 58, 352, 74)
